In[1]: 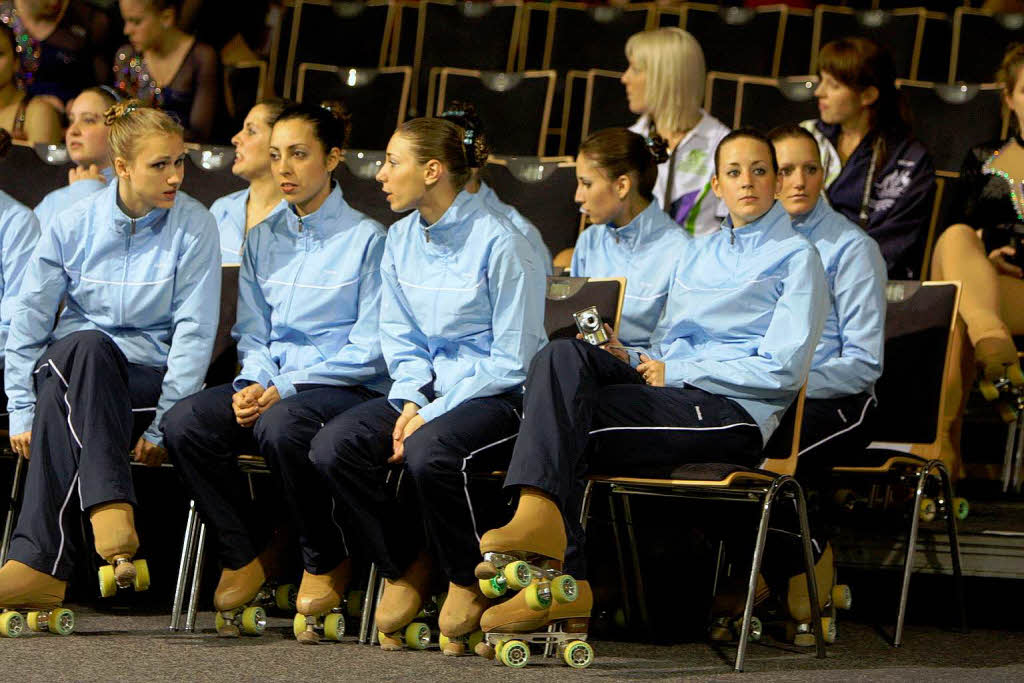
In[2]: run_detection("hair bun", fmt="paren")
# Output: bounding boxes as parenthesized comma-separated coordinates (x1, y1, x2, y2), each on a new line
(319, 99, 351, 124)
(441, 101, 488, 168)
(104, 99, 144, 126)
(0, 128, 11, 158)
(645, 134, 669, 164)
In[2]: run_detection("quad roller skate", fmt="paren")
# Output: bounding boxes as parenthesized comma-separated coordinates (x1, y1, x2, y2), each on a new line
(476, 489, 578, 612)
(91, 503, 150, 598)
(976, 340, 1024, 423)
(437, 581, 489, 656)
(0, 561, 72, 638)
(833, 476, 969, 523)
(213, 547, 297, 637)
(779, 544, 851, 647)
(479, 579, 595, 669)
(292, 560, 354, 644)
(708, 574, 769, 644)
(376, 552, 438, 651)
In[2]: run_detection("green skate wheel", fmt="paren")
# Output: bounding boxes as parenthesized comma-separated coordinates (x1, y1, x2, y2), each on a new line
(822, 616, 837, 644)
(493, 638, 507, 659)
(133, 559, 150, 592)
(438, 633, 451, 652)
(468, 630, 484, 652)
(550, 575, 577, 603)
(479, 576, 506, 599)
(979, 379, 1001, 401)
(563, 640, 594, 669)
(0, 611, 25, 638)
(26, 611, 43, 632)
(346, 590, 365, 618)
(405, 622, 430, 650)
(953, 497, 970, 520)
(524, 581, 551, 611)
(98, 564, 117, 598)
(240, 606, 266, 636)
(1007, 363, 1024, 386)
(275, 584, 297, 611)
(49, 608, 74, 636)
(500, 639, 529, 668)
(215, 611, 227, 633)
(745, 616, 763, 643)
(324, 613, 344, 641)
(503, 561, 531, 590)
(292, 613, 306, 639)
(832, 584, 853, 611)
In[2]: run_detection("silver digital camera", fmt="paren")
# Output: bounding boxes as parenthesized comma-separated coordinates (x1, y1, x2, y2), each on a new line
(574, 306, 608, 346)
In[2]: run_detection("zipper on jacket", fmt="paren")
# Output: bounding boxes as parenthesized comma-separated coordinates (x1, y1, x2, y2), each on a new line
(728, 225, 735, 245)
(297, 215, 304, 233)
(121, 219, 136, 327)
(424, 227, 430, 243)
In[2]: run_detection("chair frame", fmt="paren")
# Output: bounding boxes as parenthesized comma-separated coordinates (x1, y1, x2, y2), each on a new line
(294, 63, 412, 130)
(811, 6, 929, 81)
(704, 72, 818, 130)
(586, 385, 828, 672)
(949, 7, 1020, 85)
(282, 0, 396, 99)
(222, 60, 267, 121)
(558, 68, 626, 156)
(834, 280, 967, 647)
(433, 67, 556, 157)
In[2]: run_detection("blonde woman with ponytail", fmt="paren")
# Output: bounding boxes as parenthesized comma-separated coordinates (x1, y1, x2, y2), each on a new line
(0, 100, 220, 629)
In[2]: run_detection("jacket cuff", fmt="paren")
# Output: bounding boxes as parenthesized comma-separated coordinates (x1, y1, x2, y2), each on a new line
(387, 384, 428, 414)
(9, 407, 33, 435)
(234, 367, 273, 392)
(269, 374, 297, 399)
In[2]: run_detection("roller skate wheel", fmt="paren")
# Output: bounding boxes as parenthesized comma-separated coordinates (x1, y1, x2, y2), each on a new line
(468, 630, 484, 652)
(550, 574, 577, 604)
(439, 633, 451, 652)
(500, 639, 530, 668)
(832, 584, 853, 611)
(504, 561, 532, 590)
(479, 576, 506, 599)
(49, 608, 74, 636)
(475, 640, 495, 659)
(822, 616, 837, 644)
(292, 613, 307, 640)
(613, 607, 626, 629)
(741, 616, 763, 643)
(563, 640, 594, 669)
(404, 621, 431, 650)
(833, 488, 857, 509)
(979, 379, 1001, 402)
(346, 590, 365, 618)
(0, 611, 25, 638)
(133, 559, 150, 592)
(998, 402, 1018, 423)
(918, 498, 937, 523)
(1007, 363, 1024, 386)
(708, 617, 732, 642)
(275, 584, 297, 611)
(474, 560, 498, 580)
(98, 564, 117, 598)
(240, 606, 266, 636)
(493, 639, 508, 659)
(324, 613, 344, 641)
(26, 611, 43, 632)
(215, 611, 227, 633)
(793, 629, 815, 647)
(953, 497, 970, 520)
(523, 581, 551, 611)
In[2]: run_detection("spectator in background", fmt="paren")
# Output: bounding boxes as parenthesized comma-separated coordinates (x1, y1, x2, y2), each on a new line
(34, 85, 124, 229)
(802, 37, 935, 280)
(623, 27, 730, 235)
(0, 20, 60, 143)
(925, 43, 1024, 479)
(114, 0, 219, 142)
(0, 0, 113, 112)
(178, 0, 269, 67)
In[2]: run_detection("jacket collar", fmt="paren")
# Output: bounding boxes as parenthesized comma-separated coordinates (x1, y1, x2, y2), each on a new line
(418, 190, 481, 246)
(790, 196, 831, 236)
(602, 201, 665, 250)
(283, 182, 349, 236)
(108, 180, 169, 235)
(719, 200, 790, 247)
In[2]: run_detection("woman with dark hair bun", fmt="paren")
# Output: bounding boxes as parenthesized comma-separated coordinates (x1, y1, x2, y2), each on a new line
(162, 102, 390, 639)
(440, 101, 553, 274)
(570, 127, 687, 361)
(804, 36, 935, 279)
(210, 99, 292, 265)
(0, 20, 61, 144)
(305, 116, 546, 654)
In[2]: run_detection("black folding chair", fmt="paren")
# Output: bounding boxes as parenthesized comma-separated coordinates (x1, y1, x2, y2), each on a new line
(949, 8, 1024, 84)
(559, 69, 633, 157)
(0, 141, 71, 209)
(811, 7, 928, 81)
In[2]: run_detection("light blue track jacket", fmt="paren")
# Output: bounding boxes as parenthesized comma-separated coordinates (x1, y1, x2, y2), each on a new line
(232, 184, 390, 398)
(571, 202, 690, 349)
(792, 198, 886, 400)
(0, 191, 41, 366)
(5, 181, 221, 445)
(650, 201, 829, 444)
(34, 167, 115, 230)
(381, 190, 547, 423)
(477, 181, 553, 275)
(210, 187, 287, 266)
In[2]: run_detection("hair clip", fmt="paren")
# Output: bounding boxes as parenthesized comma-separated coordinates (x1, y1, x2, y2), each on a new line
(645, 134, 669, 164)
(98, 85, 124, 103)
(320, 103, 334, 113)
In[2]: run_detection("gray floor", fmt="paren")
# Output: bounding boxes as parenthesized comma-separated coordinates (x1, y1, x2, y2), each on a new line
(0, 607, 1021, 681)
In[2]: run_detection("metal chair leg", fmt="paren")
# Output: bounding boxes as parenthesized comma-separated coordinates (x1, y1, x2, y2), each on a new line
(1002, 415, 1018, 493)
(934, 462, 968, 634)
(791, 478, 827, 661)
(359, 562, 378, 644)
(895, 467, 928, 647)
(621, 493, 651, 630)
(169, 500, 199, 631)
(0, 455, 25, 566)
(185, 521, 208, 633)
(607, 490, 633, 628)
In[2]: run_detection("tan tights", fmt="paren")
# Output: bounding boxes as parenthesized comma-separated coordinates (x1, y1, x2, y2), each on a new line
(923, 225, 1024, 479)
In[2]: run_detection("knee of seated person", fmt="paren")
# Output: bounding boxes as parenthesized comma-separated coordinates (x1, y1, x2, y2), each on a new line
(536, 337, 588, 366)
(251, 403, 292, 448)
(307, 423, 356, 471)
(935, 223, 980, 254)
(402, 428, 449, 479)
(159, 394, 203, 445)
(67, 329, 119, 354)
